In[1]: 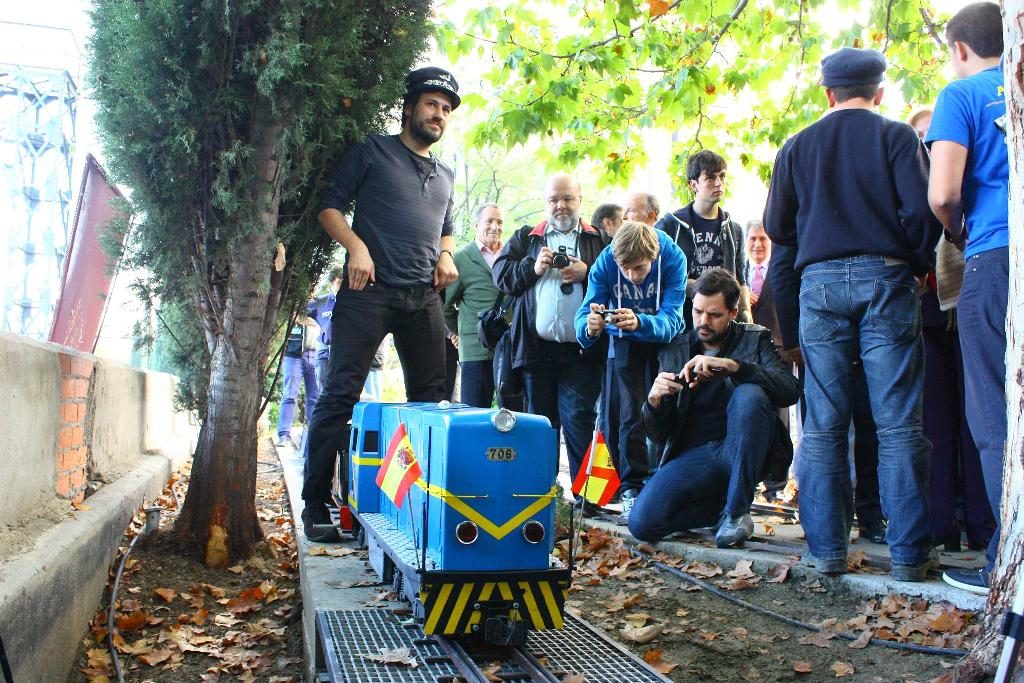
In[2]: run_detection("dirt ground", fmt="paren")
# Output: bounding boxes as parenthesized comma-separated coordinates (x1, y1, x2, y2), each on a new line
(65, 446, 977, 683)
(565, 528, 978, 683)
(67, 443, 303, 683)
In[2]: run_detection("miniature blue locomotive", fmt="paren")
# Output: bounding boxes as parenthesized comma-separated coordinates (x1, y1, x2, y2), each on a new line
(344, 401, 570, 646)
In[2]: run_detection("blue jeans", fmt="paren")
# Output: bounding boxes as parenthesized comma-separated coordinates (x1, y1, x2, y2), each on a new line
(797, 255, 931, 566)
(957, 247, 1008, 571)
(277, 350, 319, 439)
(522, 341, 602, 482)
(628, 384, 775, 543)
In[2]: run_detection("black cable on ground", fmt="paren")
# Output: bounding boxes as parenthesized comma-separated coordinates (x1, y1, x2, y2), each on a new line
(0, 631, 14, 683)
(107, 527, 145, 683)
(631, 547, 969, 658)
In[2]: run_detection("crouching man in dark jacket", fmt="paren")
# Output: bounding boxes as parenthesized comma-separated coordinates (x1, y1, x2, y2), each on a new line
(629, 268, 800, 548)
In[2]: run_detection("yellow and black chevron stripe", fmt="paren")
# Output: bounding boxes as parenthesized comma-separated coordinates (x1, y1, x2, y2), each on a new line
(419, 576, 570, 635)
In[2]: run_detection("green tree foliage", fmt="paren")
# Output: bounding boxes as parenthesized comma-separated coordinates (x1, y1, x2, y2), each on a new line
(437, 0, 950, 187)
(89, 0, 432, 564)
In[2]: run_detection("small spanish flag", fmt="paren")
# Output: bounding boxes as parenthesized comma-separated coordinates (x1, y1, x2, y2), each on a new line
(571, 430, 620, 507)
(376, 423, 422, 508)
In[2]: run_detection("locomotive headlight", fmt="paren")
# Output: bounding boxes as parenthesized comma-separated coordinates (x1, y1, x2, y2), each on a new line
(455, 521, 479, 544)
(491, 408, 516, 432)
(522, 520, 545, 544)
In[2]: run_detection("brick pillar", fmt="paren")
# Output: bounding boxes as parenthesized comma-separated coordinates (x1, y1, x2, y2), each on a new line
(56, 353, 93, 502)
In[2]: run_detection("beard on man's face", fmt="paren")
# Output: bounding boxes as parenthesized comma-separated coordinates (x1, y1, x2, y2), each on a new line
(696, 324, 728, 346)
(409, 112, 444, 145)
(547, 214, 578, 232)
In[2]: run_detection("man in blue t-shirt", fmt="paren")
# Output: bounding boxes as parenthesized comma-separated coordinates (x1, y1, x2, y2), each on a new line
(926, 1, 1009, 596)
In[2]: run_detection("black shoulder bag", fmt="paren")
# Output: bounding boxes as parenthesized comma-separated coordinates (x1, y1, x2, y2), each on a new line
(476, 292, 512, 351)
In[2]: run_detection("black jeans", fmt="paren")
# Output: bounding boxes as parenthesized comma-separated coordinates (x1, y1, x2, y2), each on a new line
(522, 340, 602, 482)
(611, 337, 659, 492)
(301, 283, 446, 504)
(459, 359, 495, 408)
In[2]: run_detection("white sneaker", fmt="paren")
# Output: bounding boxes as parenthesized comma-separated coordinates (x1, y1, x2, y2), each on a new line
(617, 490, 637, 526)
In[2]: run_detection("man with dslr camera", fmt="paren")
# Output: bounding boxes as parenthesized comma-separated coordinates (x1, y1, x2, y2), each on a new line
(628, 268, 799, 547)
(493, 173, 609, 481)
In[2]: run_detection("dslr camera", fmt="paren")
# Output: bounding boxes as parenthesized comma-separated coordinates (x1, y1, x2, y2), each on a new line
(551, 246, 571, 269)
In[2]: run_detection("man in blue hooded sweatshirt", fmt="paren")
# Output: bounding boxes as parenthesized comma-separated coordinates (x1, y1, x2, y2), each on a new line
(575, 221, 687, 519)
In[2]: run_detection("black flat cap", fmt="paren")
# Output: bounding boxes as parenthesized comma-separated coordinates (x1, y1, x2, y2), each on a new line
(405, 66, 461, 109)
(821, 48, 887, 87)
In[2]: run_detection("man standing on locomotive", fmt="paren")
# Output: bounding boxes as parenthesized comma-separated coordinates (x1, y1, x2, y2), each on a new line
(492, 173, 609, 484)
(629, 269, 800, 548)
(301, 67, 461, 542)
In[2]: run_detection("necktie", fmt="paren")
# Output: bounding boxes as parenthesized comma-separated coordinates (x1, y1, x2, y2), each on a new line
(752, 265, 764, 297)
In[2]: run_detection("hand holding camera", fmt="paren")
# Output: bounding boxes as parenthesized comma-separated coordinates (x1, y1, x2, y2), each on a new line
(534, 246, 554, 276)
(587, 304, 639, 337)
(679, 355, 739, 388)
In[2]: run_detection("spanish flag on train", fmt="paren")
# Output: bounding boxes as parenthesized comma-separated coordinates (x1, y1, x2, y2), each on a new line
(376, 423, 422, 508)
(571, 430, 620, 507)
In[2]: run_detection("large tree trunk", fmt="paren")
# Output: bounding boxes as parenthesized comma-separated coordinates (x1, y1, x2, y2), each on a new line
(955, 2, 1024, 679)
(174, 98, 285, 566)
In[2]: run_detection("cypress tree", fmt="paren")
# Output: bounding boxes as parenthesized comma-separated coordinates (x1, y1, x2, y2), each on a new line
(89, 0, 432, 565)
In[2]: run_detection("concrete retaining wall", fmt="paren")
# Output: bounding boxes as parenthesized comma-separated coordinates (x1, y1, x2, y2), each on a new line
(0, 331, 197, 682)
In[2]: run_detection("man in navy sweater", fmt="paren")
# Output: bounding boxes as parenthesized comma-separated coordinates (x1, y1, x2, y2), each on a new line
(763, 48, 942, 581)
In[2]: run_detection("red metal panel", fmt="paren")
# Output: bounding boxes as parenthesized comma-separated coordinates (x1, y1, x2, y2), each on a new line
(48, 154, 125, 352)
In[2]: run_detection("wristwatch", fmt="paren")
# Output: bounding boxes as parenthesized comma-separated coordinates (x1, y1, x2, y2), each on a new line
(943, 229, 967, 246)
(439, 249, 455, 260)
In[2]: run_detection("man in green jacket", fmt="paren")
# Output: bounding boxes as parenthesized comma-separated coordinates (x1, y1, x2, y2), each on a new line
(445, 203, 507, 407)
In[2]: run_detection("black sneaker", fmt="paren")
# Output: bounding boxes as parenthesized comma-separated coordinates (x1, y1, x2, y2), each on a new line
(942, 568, 990, 595)
(858, 519, 887, 545)
(302, 502, 340, 542)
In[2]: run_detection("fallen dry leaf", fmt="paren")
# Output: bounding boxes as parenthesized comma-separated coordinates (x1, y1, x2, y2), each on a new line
(561, 673, 586, 682)
(620, 623, 664, 644)
(682, 561, 723, 579)
(155, 588, 177, 603)
(226, 564, 244, 574)
(799, 631, 836, 648)
(847, 628, 872, 649)
(793, 660, 813, 673)
(847, 550, 867, 570)
(831, 661, 855, 677)
(72, 500, 92, 511)
(137, 648, 173, 667)
(359, 646, 418, 667)
(767, 563, 791, 584)
(116, 611, 149, 632)
(727, 559, 757, 580)
(325, 579, 380, 589)
(308, 546, 357, 558)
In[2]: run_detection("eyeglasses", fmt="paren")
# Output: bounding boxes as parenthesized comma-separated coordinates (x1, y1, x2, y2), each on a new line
(545, 195, 579, 206)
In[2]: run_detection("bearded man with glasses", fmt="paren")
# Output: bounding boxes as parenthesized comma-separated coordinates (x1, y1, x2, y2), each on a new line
(493, 173, 610, 484)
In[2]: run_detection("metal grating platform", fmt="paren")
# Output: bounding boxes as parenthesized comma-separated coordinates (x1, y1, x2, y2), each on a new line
(530, 612, 668, 682)
(317, 608, 668, 682)
(362, 512, 428, 570)
(318, 609, 458, 682)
